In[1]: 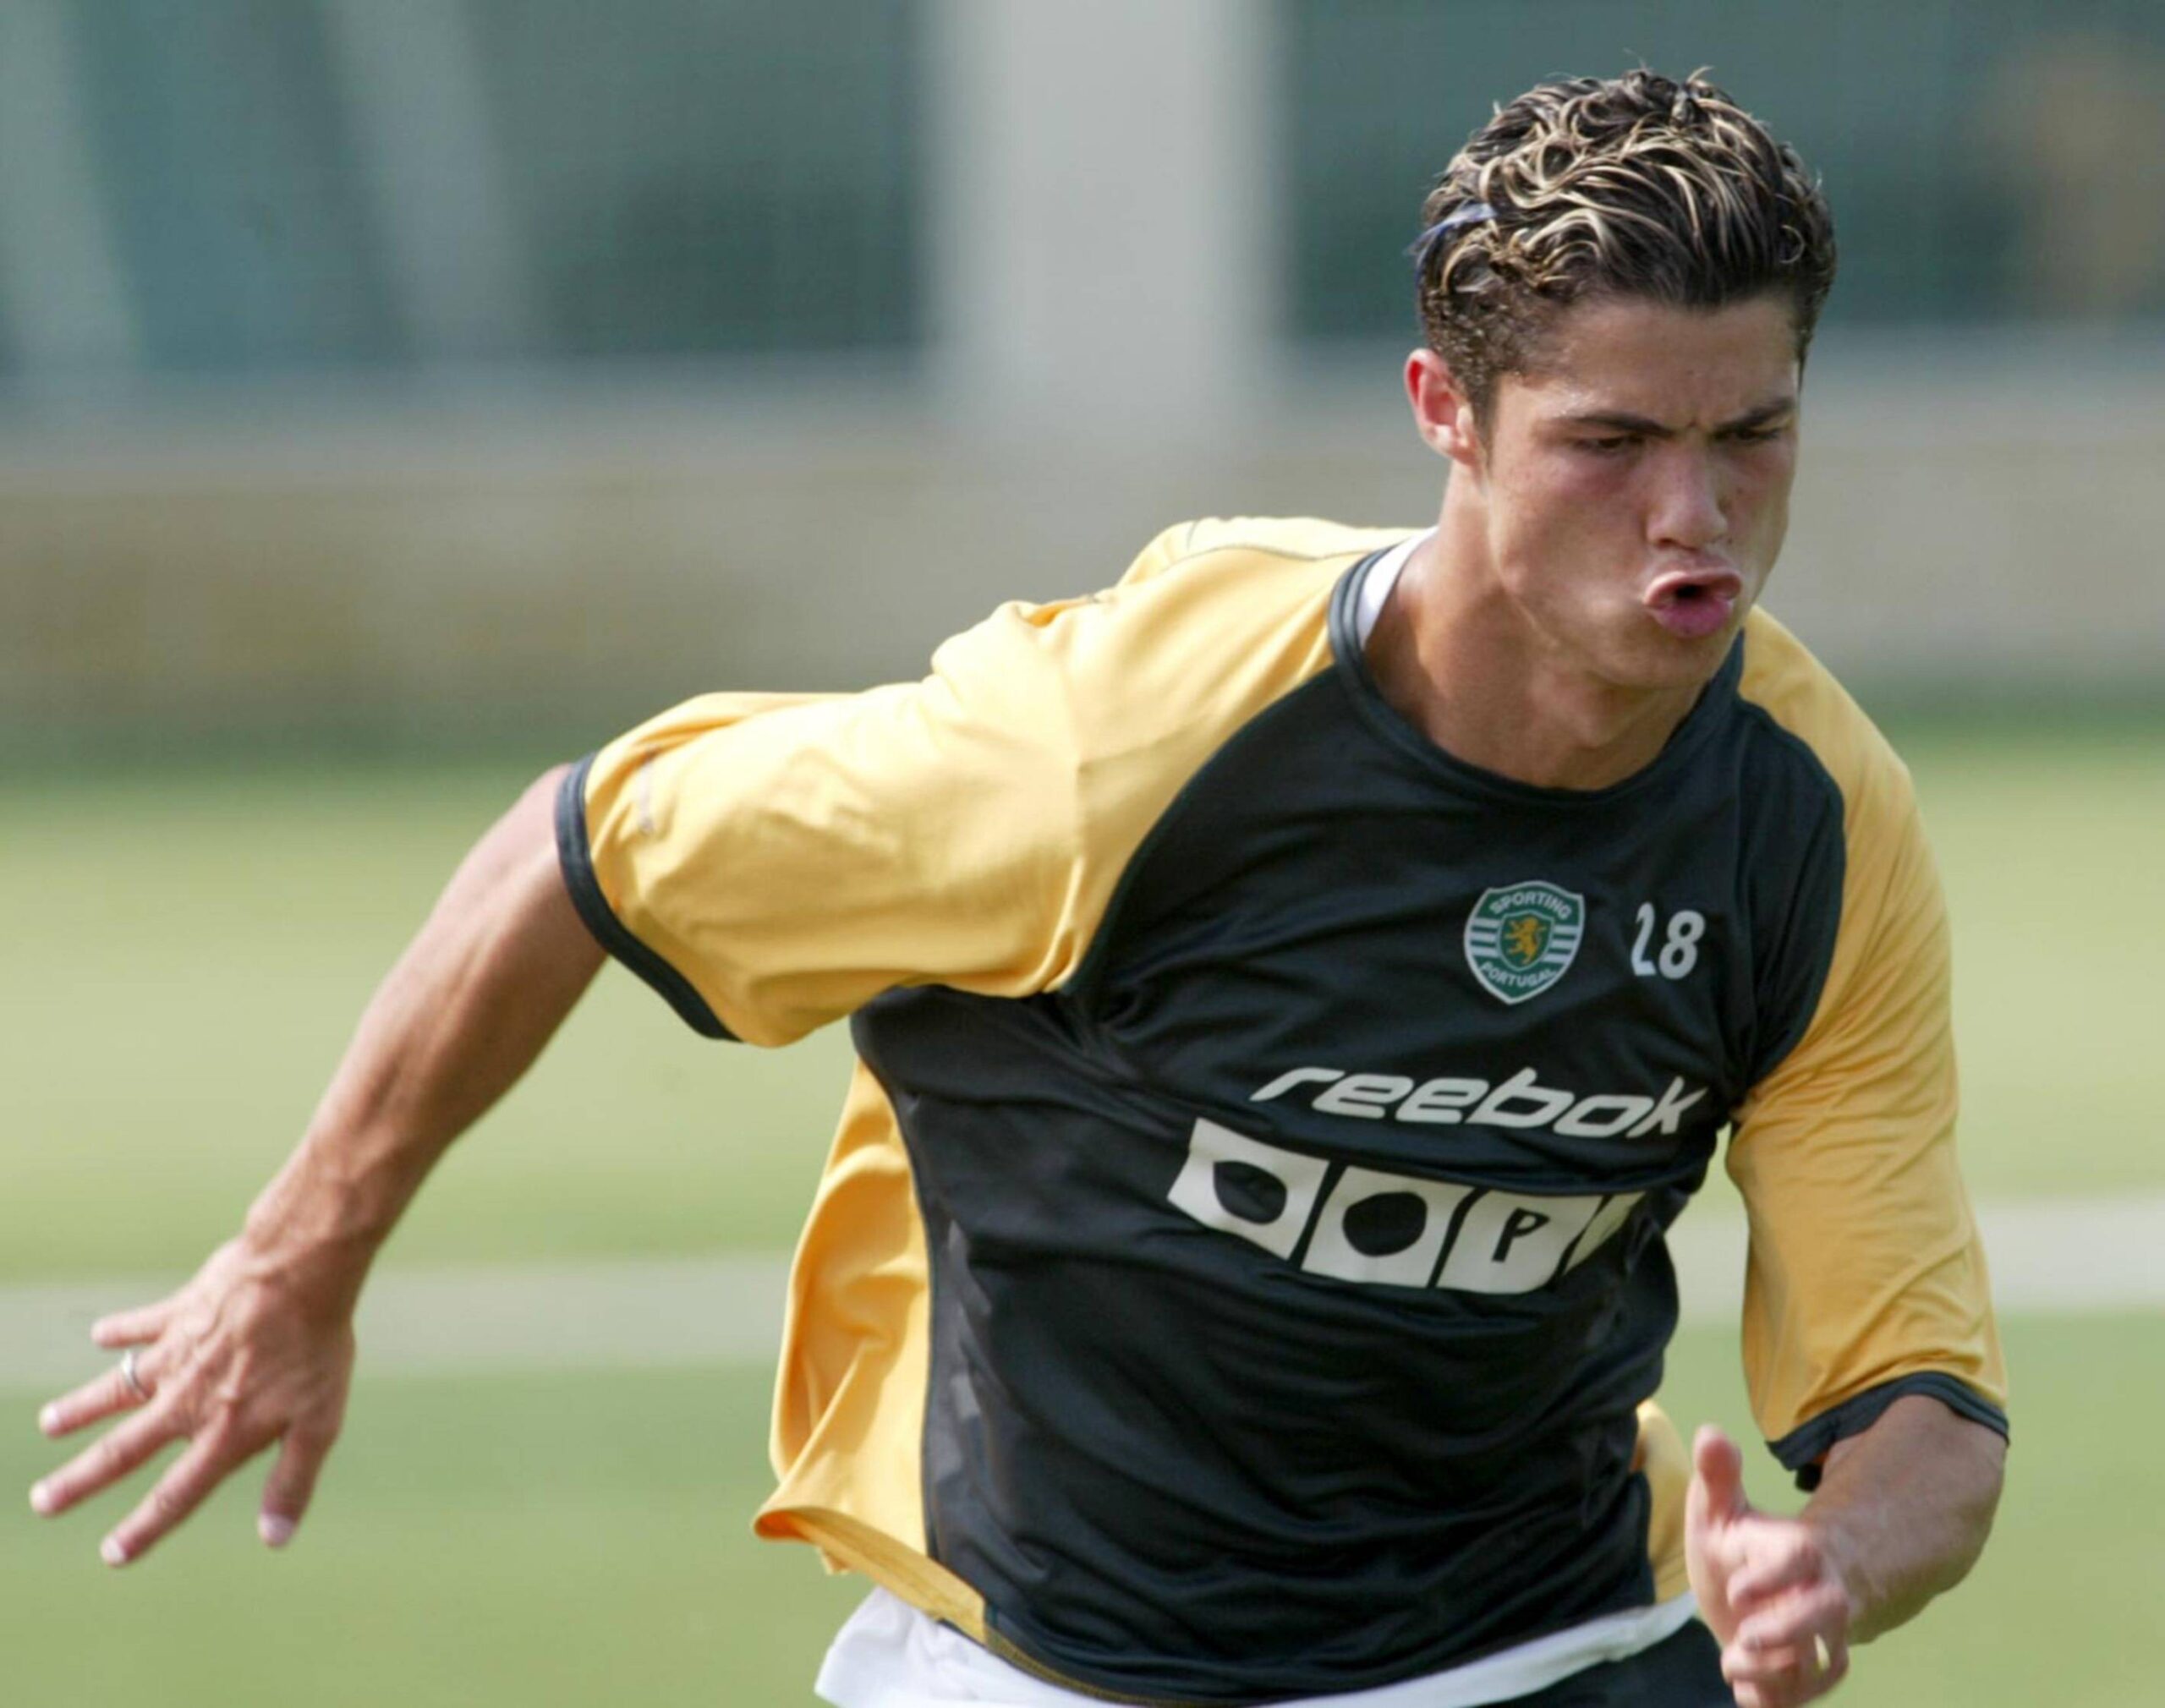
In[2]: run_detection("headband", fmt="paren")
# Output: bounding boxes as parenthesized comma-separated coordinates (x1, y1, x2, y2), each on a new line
(1410, 201, 1497, 275)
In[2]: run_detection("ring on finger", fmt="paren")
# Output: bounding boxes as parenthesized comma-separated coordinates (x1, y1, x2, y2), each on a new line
(119, 1347, 151, 1402)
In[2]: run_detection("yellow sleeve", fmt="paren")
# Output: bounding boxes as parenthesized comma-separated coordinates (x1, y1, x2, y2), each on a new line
(555, 598, 1093, 1048)
(554, 517, 1376, 1048)
(1726, 729, 2007, 1487)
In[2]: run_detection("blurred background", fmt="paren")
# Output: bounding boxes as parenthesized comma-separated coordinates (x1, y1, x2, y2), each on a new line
(2, 3, 2158, 1704)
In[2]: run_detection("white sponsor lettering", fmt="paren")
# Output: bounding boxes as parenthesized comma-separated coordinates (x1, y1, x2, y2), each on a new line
(1252, 1063, 1709, 1142)
(1250, 1067, 1343, 1103)
(1313, 1073, 1415, 1119)
(1554, 1094, 1656, 1139)
(1170, 1119, 1647, 1295)
(1626, 1078, 1707, 1138)
(1469, 1067, 1576, 1129)
(1397, 1077, 1487, 1124)
(1302, 1168, 1473, 1285)
(1436, 1191, 1605, 1294)
(1167, 1119, 1329, 1260)
(1564, 1191, 1644, 1273)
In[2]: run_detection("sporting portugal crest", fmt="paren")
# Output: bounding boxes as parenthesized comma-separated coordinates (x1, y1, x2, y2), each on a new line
(1464, 881, 1586, 1005)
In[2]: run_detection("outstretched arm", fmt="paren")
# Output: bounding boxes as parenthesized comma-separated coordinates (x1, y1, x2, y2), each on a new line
(1689, 1395, 2007, 1706)
(29, 763, 603, 1565)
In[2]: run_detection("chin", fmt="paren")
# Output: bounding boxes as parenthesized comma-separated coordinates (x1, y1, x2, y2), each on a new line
(1603, 625, 1738, 693)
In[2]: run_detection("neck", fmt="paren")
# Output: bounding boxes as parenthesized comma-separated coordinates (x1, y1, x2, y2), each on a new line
(1368, 506, 1712, 792)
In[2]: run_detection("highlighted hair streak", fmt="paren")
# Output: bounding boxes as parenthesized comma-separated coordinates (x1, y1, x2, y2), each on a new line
(1414, 69, 1837, 422)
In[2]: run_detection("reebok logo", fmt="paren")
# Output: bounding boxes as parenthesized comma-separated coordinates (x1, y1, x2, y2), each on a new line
(1250, 1065, 1707, 1140)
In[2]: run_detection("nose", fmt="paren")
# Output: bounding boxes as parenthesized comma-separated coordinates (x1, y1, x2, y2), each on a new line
(1647, 444, 1728, 553)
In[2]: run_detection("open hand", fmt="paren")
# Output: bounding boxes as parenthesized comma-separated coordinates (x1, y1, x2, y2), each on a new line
(28, 1237, 357, 1566)
(1687, 1425, 1854, 1707)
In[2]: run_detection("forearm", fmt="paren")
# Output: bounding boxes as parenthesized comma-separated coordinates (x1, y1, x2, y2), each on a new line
(1802, 1393, 2007, 1643)
(28, 764, 610, 1563)
(239, 764, 604, 1284)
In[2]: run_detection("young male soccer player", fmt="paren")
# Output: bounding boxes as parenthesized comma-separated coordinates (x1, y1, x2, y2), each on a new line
(31, 71, 2005, 1707)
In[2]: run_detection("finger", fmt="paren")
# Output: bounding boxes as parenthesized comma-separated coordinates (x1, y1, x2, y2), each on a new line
(1792, 1629, 1848, 1688)
(1727, 1671, 1825, 1708)
(1735, 1584, 1849, 1655)
(102, 1428, 251, 1566)
(257, 1424, 335, 1548)
(28, 1402, 179, 1519)
(1691, 1425, 1750, 1525)
(90, 1297, 182, 1349)
(36, 1349, 162, 1440)
(1805, 1640, 1850, 1701)
(1729, 1651, 1848, 1708)
(1727, 1529, 1828, 1607)
(1724, 1640, 1806, 1683)
(1724, 1626, 1850, 1700)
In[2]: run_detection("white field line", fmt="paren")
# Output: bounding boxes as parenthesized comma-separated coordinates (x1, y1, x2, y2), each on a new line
(2, 1197, 2160, 1393)
(0, 1256, 788, 1394)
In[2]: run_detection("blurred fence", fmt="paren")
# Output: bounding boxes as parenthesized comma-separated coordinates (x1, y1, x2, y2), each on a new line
(3, 1, 2161, 758)
(1285, 0, 2165, 341)
(0, 0, 923, 379)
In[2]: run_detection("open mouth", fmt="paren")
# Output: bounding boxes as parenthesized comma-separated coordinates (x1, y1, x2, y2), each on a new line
(1643, 567, 1745, 639)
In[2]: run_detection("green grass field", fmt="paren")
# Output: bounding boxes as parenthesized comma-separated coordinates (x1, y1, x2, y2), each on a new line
(2, 1318, 2155, 1705)
(3, 725, 2159, 1279)
(3, 725, 2160, 1703)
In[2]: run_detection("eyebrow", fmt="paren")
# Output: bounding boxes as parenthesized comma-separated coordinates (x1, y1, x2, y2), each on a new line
(1558, 397, 1798, 437)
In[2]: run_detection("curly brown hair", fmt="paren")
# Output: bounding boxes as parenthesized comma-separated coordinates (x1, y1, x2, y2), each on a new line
(1413, 69, 1836, 423)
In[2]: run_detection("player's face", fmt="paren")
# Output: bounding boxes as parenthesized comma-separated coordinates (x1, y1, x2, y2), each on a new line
(1465, 293, 1801, 693)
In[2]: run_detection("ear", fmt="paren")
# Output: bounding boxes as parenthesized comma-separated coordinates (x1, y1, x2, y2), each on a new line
(1405, 349, 1483, 472)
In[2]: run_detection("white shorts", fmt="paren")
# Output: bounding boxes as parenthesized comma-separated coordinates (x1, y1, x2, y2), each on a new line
(814, 1586, 1700, 1708)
